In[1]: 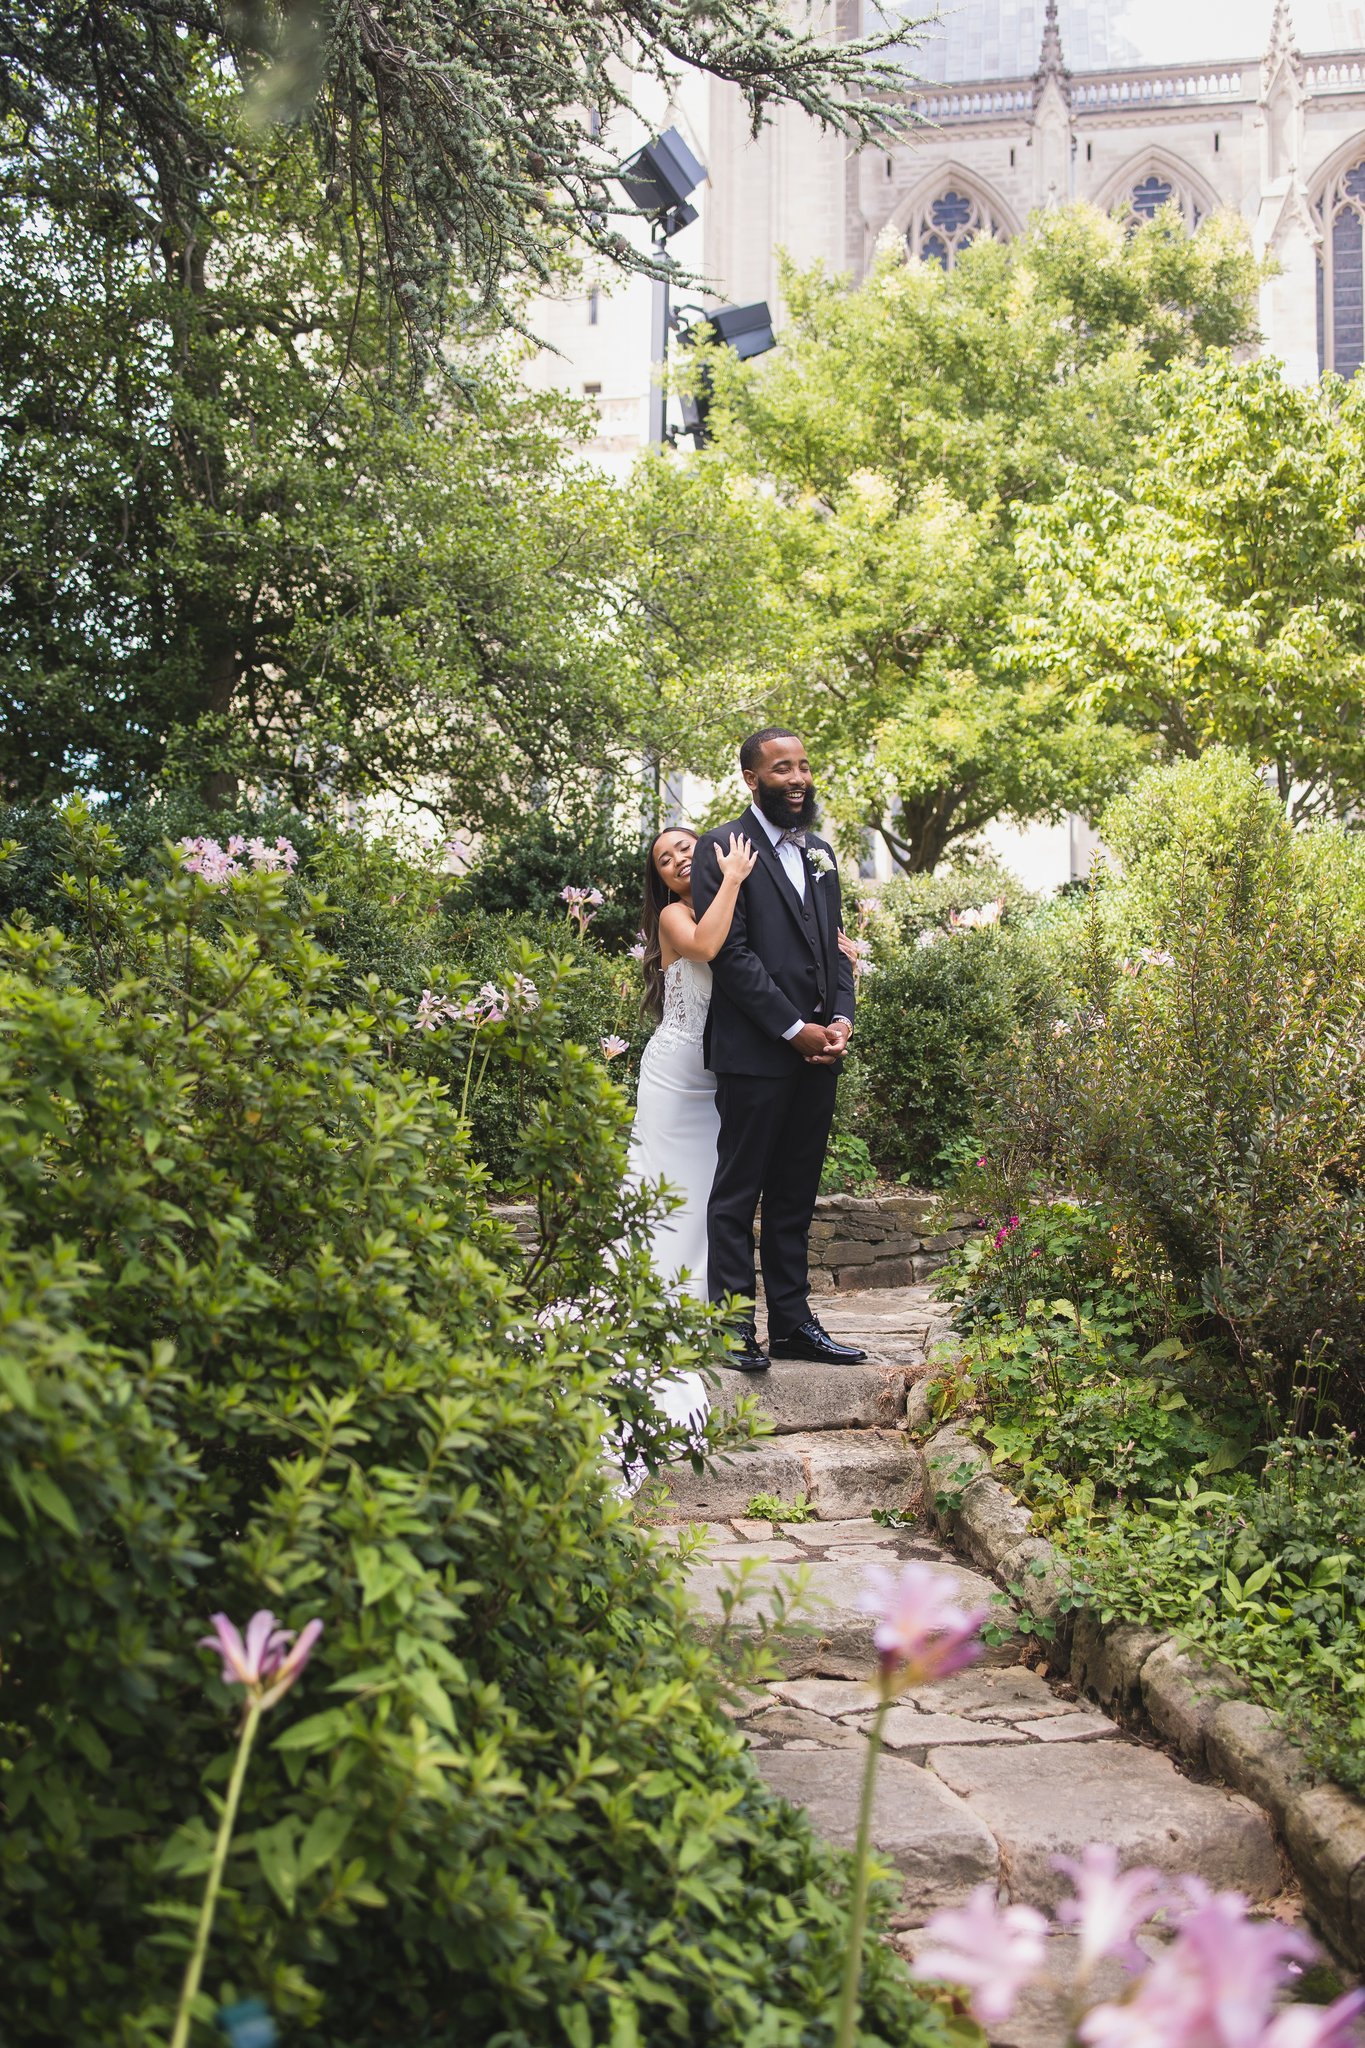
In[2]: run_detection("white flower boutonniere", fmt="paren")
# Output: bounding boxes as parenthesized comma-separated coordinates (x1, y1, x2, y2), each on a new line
(808, 847, 835, 880)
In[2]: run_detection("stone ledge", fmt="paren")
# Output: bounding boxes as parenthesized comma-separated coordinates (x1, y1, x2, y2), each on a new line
(914, 1418, 1365, 1968)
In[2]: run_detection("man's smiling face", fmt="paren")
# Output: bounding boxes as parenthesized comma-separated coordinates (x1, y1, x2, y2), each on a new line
(745, 734, 818, 831)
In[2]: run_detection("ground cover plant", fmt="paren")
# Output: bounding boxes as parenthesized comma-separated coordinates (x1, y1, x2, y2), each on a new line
(0, 804, 967, 2048)
(928, 751, 1365, 1801)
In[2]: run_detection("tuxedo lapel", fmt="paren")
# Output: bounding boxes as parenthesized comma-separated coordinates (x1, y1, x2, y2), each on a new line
(749, 823, 820, 957)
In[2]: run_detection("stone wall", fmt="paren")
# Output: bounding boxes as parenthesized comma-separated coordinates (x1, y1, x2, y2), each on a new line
(799, 1193, 968, 1294)
(491, 1192, 970, 1295)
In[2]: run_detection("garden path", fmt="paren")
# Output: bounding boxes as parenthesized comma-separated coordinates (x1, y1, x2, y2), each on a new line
(659, 1287, 1289, 2048)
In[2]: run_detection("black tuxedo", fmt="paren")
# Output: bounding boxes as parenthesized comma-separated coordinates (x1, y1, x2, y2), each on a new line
(690, 811, 856, 1333)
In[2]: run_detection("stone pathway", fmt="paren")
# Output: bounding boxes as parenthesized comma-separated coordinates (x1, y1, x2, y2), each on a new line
(657, 1286, 1289, 2047)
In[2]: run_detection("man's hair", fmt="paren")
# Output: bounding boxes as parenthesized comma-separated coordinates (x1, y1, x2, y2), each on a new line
(739, 726, 802, 776)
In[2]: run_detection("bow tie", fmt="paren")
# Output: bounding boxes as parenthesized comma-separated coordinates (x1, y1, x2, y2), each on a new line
(776, 829, 807, 851)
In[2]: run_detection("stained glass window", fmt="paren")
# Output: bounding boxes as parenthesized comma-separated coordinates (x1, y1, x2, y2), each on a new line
(1131, 174, 1176, 221)
(909, 187, 997, 271)
(1317, 158, 1365, 378)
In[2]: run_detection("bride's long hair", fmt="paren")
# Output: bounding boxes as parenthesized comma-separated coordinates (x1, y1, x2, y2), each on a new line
(638, 828, 697, 1024)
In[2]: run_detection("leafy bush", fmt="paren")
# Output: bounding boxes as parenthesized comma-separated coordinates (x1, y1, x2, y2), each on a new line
(1072, 1435, 1365, 1798)
(853, 912, 1057, 1186)
(978, 753, 1365, 1434)
(0, 807, 962, 2048)
(934, 1192, 1252, 1525)
(449, 806, 653, 953)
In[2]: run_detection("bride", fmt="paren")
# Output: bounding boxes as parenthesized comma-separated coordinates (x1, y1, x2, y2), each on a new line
(628, 827, 755, 1303)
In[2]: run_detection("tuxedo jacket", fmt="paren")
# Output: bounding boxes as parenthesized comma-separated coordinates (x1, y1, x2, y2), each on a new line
(690, 813, 856, 1077)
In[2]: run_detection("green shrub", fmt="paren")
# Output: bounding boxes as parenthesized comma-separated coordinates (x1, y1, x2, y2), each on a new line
(978, 755, 1365, 1434)
(853, 920, 1056, 1185)
(0, 806, 963, 2048)
(449, 806, 653, 953)
(1071, 1434, 1365, 1797)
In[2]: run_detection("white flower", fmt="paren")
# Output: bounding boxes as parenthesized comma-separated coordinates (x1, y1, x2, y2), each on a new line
(916, 928, 942, 950)
(1052, 1018, 1072, 1038)
(952, 898, 1005, 933)
(808, 847, 835, 878)
(1139, 947, 1175, 968)
(600, 1035, 628, 1060)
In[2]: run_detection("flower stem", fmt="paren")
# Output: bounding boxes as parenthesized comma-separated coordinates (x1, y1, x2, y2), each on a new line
(834, 1697, 888, 2048)
(168, 1699, 263, 2048)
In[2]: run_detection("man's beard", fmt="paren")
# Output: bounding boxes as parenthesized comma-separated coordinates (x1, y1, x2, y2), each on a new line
(754, 776, 818, 831)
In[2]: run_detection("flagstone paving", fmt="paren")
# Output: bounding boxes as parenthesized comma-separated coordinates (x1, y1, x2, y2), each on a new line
(660, 1282, 1290, 2045)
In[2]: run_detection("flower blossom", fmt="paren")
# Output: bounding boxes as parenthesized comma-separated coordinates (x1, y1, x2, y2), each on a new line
(1139, 947, 1175, 969)
(858, 1560, 987, 1693)
(1054, 1846, 1169, 1973)
(415, 989, 462, 1031)
(1052, 1018, 1072, 1038)
(916, 928, 941, 950)
(601, 1035, 629, 1060)
(463, 982, 509, 1025)
(176, 835, 298, 886)
(1079, 1884, 1317, 2048)
(628, 930, 647, 962)
(560, 884, 604, 934)
(199, 1610, 323, 1712)
(912, 1886, 1049, 2024)
(993, 1214, 1021, 1249)
(511, 974, 540, 1010)
(1262, 1991, 1365, 2048)
(951, 898, 1006, 933)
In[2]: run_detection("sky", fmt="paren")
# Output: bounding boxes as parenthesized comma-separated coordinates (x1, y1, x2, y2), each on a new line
(1112, 0, 1365, 61)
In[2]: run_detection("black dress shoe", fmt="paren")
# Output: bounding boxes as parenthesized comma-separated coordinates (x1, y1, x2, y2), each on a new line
(719, 1322, 770, 1373)
(767, 1318, 867, 1364)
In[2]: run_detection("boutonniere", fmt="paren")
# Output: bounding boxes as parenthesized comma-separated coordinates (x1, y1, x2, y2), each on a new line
(807, 847, 835, 879)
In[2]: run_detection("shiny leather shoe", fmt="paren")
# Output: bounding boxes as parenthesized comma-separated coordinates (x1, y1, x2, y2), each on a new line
(767, 1318, 867, 1364)
(719, 1322, 770, 1373)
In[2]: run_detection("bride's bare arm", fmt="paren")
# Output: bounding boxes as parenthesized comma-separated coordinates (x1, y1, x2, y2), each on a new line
(659, 834, 757, 963)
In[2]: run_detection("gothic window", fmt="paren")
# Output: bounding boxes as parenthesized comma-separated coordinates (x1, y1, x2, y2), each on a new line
(1130, 174, 1176, 221)
(909, 187, 998, 271)
(1318, 159, 1365, 378)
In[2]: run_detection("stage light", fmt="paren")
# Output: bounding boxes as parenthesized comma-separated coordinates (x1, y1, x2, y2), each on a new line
(675, 302, 776, 444)
(614, 126, 706, 240)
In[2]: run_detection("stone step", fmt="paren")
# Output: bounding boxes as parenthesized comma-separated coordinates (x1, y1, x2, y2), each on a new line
(679, 1522, 1014, 1672)
(661, 1427, 921, 1522)
(711, 1358, 911, 1435)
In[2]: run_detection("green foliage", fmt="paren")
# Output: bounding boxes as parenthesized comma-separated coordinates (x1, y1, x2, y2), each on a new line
(978, 753, 1365, 1433)
(820, 1131, 878, 1196)
(935, 1194, 1252, 1528)
(641, 203, 1260, 868)
(1, 0, 917, 345)
(1014, 356, 1365, 819)
(745, 1496, 813, 1526)
(1072, 1435, 1365, 1797)
(450, 808, 653, 955)
(852, 909, 1058, 1186)
(0, 805, 964, 2046)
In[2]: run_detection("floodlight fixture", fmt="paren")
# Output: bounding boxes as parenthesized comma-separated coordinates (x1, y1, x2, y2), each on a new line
(614, 125, 706, 240)
(674, 301, 776, 444)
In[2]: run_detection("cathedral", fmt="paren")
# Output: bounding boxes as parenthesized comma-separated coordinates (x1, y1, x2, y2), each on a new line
(528, 1, 1365, 465)
(524, 1, 1365, 884)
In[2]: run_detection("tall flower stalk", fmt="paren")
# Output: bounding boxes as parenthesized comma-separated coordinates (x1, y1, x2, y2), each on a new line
(832, 1564, 987, 2048)
(167, 1612, 321, 2048)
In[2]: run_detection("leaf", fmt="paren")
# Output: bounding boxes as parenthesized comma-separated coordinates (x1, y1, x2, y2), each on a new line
(251, 1817, 299, 1912)
(1141, 1337, 1190, 1364)
(297, 1804, 353, 1883)
(272, 1708, 352, 1754)
(28, 1470, 80, 1536)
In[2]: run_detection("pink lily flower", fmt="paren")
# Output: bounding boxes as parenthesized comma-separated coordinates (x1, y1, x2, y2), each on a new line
(1080, 1885, 1317, 2048)
(912, 1884, 1049, 2024)
(1054, 1845, 1170, 1972)
(199, 1611, 323, 1712)
(858, 1560, 988, 1693)
(1262, 1991, 1365, 2047)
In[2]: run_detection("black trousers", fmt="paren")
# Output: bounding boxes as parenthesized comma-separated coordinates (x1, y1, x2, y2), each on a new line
(707, 1064, 839, 1335)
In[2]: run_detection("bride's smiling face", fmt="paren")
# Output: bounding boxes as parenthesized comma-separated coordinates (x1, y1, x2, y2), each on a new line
(653, 829, 697, 899)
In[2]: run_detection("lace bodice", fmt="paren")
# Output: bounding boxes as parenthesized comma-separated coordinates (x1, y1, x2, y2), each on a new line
(653, 957, 712, 1050)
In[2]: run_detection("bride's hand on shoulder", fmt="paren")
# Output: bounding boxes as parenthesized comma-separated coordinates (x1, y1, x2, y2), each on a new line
(837, 927, 859, 963)
(716, 832, 757, 881)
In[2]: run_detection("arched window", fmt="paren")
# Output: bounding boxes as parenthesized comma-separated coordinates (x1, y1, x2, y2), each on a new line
(1130, 173, 1176, 220)
(1317, 158, 1365, 378)
(908, 187, 998, 270)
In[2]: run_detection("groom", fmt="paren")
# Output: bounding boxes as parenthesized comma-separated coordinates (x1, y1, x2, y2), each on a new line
(690, 728, 868, 1373)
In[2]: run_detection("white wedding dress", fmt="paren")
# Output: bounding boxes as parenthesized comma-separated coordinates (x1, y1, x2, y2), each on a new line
(625, 955, 718, 1440)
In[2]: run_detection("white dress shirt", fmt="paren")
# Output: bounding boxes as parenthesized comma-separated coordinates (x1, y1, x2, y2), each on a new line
(746, 803, 851, 1042)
